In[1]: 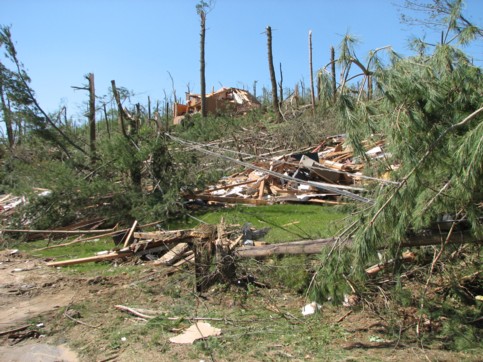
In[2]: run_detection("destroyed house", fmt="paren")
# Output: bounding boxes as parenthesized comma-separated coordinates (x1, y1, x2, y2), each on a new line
(173, 87, 260, 125)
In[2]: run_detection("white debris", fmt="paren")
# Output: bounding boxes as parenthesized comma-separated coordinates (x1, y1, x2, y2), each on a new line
(301, 301, 321, 316)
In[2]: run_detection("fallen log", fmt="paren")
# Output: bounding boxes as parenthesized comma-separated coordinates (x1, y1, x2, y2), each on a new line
(235, 231, 480, 258)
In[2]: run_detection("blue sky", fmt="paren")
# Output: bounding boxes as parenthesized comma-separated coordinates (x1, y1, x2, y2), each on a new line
(1, 0, 482, 121)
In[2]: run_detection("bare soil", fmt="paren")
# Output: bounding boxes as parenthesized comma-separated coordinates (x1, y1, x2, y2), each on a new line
(0, 249, 480, 361)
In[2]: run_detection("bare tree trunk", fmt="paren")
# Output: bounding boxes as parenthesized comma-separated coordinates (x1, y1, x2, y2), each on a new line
(102, 103, 111, 139)
(87, 73, 96, 163)
(165, 100, 169, 133)
(147, 96, 152, 121)
(111, 80, 127, 138)
(253, 80, 257, 99)
(331, 46, 337, 103)
(309, 30, 316, 115)
(278, 62, 283, 108)
(200, 10, 207, 117)
(111, 80, 141, 190)
(266, 26, 282, 122)
(135, 103, 141, 129)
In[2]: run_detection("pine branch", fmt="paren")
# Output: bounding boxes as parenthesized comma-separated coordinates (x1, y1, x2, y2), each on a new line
(369, 105, 483, 226)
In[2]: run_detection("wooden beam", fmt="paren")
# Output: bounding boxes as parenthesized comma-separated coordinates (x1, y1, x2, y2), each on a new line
(153, 242, 190, 266)
(46, 250, 133, 267)
(122, 220, 138, 248)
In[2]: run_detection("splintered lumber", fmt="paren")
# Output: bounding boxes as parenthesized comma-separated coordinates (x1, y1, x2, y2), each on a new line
(131, 229, 211, 253)
(133, 229, 193, 240)
(235, 230, 479, 258)
(122, 220, 138, 248)
(365, 251, 415, 275)
(207, 178, 258, 192)
(173, 252, 195, 267)
(46, 250, 133, 267)
(153, 242, 190, 266)
(258, 176, 267, 200)
(46, 226, 217, 268)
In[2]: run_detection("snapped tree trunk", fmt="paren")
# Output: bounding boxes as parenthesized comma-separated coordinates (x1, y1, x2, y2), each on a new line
(200, 10, 207, 118)
(147, 96, 152, 121)
(253, 80, 257, 99)
(309, 30, 316, 115)
(111, 80, 127, 138)
(102, 103, 111, 139)
(331, 46, 337, 103)
(111, 79, 141, 191)
(278, 62, 283, 107)
(87, 73, 96, 163)
(266, 26, 282, 122)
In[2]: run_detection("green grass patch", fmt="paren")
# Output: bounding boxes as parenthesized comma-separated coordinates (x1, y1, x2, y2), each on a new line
(18, 237, 114, 259)
(169, 204, 347, 243)
(15, 237, 130, 275)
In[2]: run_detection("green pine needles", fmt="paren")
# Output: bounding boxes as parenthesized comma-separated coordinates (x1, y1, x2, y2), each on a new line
(323, 41, 482, 292)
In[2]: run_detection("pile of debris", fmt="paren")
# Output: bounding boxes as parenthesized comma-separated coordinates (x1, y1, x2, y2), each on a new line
(185, 135, 391, 206)
(43, 221, 269, 292)
(0, 189, 53, 233)
(0, 194, 26, 219)
(173, 87, 261, 125)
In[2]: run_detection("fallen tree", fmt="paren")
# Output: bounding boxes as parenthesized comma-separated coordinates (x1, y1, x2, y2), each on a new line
(235, 230, 480, 258)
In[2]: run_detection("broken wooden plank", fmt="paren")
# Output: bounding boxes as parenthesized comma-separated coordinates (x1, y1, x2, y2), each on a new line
(207, 178, 258, 192)
(258, 176, 267, 200)
(169, 322, 221, 344)
(153, 242, 190, 266)
(122, 220, 138, 248)
(172, 251, 195, 267)
(133, 230, 193, 240)
(365, 251, 415, 275)
(46, 250, 133, 267)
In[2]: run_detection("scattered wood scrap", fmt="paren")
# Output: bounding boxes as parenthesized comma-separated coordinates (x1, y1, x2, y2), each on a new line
(169, 322, 221, 344)
(183, 135, 391, 206)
